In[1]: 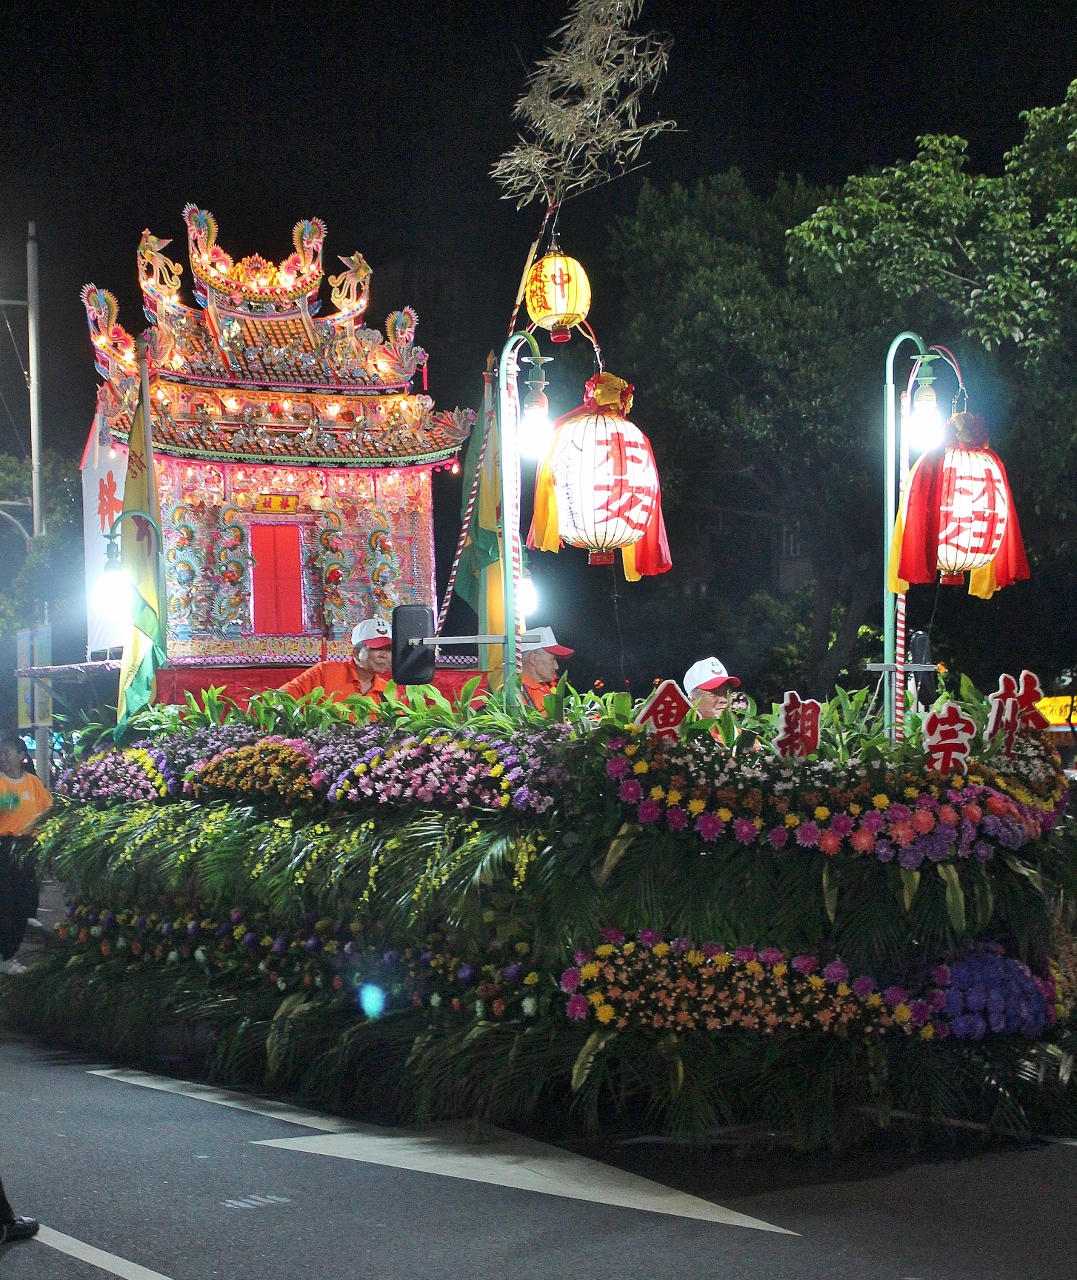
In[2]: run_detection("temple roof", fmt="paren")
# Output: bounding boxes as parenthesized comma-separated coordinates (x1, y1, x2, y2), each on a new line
(82, 207, 471, 467)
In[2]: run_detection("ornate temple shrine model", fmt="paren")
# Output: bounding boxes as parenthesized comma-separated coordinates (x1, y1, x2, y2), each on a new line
(80, 207, 470, 693)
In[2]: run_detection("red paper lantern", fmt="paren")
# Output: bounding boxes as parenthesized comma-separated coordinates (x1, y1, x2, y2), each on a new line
(889, 413, 1029, 598)
(528, 372, 671, 580)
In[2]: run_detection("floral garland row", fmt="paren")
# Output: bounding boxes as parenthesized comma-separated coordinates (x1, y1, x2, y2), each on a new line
(54, 901, 1064, 1044)
(602, 728, 1067, 869)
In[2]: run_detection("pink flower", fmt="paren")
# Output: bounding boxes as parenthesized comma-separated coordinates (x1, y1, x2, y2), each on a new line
(600, 928, 625, 945)
(927, 988, 948, 1012)
(606, 756, 631, 779)
(566, 994, 590, 1020)
(734, 946, 757, 963)
(823, 959, 849, 983)
(909, 1000, 931, 1026)
(861, 810, 885, 833)
(830, 813, 855, 837)
(619, 779, 643, 802)
(637, 800, 660, 824)
(883, 985, 907, 1008)
(560, 968, 582, 992)
(795, 821, 819, 847)
(850, 828, 876, 854)
(768, 826, 789, 848)
(732, 817, 756, 844)
(695, 812, 725, 842)
(638, 929, 662, 947)
(889, 821, 915, 847)
(932, 964, 951, 986)
(932, 1019, 951, 1039)
(852, 975, 875, 997)
(915, 793, 939, 811)
(818, 830, 842, 856)
(791, 955, 817, 975)
(759, 947, 784, 966)
(912, 809, 936, 833)
(888, 803, 911, 823)
(701, 942, 724, 957)
(574, 949, 594, 964)
(666, 805, 688, 830)
(607, 737, 627, 750)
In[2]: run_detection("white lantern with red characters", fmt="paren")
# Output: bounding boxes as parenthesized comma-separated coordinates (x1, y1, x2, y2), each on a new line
(889, 412, 1029, 599)
(528, 372, 671, 580)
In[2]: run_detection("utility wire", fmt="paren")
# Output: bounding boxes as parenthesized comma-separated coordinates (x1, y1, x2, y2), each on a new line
(2, 306, 30, 388)
(0, 384, 26, 457)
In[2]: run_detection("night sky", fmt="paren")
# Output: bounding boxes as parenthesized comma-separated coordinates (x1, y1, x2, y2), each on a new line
(1, 0, 1076, 670)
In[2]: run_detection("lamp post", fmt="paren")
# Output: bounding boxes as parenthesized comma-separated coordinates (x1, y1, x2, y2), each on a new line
(98, 508, 168, 661)
(881, 333, 964, 737)
(496, 329, 546, 713)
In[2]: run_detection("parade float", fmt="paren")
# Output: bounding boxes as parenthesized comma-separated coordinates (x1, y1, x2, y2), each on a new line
(8, 2, 1077, 1151)
(80, 205, 470, 706)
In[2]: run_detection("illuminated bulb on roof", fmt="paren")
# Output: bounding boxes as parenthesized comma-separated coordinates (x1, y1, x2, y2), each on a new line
(282, 399, 292, 412)
(224, 397, 239, 413)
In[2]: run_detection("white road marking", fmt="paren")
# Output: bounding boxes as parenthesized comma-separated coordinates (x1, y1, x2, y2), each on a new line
(222, 1194, 292, 1210)
(89, 1065, 793, 1233)
(256, 1125, 795, 1232)
(88, 1067, 357, 1132)
(35, 1224, 174, 1279)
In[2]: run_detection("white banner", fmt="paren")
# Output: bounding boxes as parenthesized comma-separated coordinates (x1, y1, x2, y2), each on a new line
(80, 417, 129, 656)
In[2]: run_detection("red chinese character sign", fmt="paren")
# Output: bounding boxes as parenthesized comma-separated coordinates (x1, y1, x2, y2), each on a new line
(634, 679, 692, 741)
(922, 702, 977, 774)
(889, 412, 1029, 599)
(774, 691, 822, 758)
(985, 670, 1050, 759)
(529, 372, 672, 581)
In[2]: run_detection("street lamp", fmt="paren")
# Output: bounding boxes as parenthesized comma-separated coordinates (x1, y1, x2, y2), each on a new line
(497, 329, 547, 711)
(880, 334, 964, 736)
(96, 508, 167, 659)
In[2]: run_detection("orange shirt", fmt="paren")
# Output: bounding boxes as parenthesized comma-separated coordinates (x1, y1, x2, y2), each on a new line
(0, 769, 52, 837)
(279, 661, 389, 703)
(522, 675, 554, 714)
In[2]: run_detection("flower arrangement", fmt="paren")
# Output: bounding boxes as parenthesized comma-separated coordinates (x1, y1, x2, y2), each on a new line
(57, 748, 168, 804)
(600, 726, 1066, 868)
(190, 737, 317, 805)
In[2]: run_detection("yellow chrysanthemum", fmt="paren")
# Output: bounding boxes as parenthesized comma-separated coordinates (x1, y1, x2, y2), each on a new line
(814, 806, 831, 821)
(650, 785, 666, 801)
(624, 744, 638, 757)
(688, 798, 706, 815)
(746, 960, 764, 977)
(919, 1023, 935, 1040)
(784, 813, 800, 827)
(718, 807, 733, 822)
(848, 803, 861, 816)
(772, 963, 788, 978)
(580, 962, 600, 980)
(892, 1003, 912, 1024)
(595, 944, 615, 958)
(712, 953, 733, 970)
(872, 794, 890, 810)
(523, 971, 539, 986)
(685, 949, 704, 966)
(588, 990, 605, 1006)
(866, 992, 883, 1008)
(666, 789, 682, 806)
(904, 786, 919, 799)
(652, 942, 670, 958)
(633, 760, 649, 774)
(595, 1003, 615, 1024)
(808, 974, 825, 990)
(836, 982, 851, 997)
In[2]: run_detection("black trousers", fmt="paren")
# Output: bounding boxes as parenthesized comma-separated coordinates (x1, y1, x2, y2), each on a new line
(0, 1175, 14, 1221)
(0, 837, 39, 962)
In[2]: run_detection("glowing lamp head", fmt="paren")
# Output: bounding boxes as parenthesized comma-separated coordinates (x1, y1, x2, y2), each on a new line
(519, 355, 554, 459)
(525, 253, 591, 341)
(908, 378, 943, 453)
(519, 574, 539, 621)
(358, 983, 386, 1019)
(94, 547, 133, 617)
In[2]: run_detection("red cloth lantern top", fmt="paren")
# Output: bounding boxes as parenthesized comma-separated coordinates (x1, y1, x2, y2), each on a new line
(888, 413, 1029, 598)
(528, 372, 672, 580)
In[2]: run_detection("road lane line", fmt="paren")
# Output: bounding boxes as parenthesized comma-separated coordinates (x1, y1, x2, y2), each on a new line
(88, 1066, 794, 1233)
(35, 1225, 174, 1279)
(87, 1067, 358, 1132)
(256, 1126, 795, 1232)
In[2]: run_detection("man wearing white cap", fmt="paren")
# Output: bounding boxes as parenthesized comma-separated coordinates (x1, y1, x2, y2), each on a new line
(520, 626, 574, 713)
(683, 656, 741, 720)
(279, 617, 393, 702)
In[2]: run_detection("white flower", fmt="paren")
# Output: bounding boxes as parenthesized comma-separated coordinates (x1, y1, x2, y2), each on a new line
(475, 1000, 485, 1019)
(429, 992, 442, 1008)
(194, 947, 207, 964)
(166, 949, 179, 965)
(90, 925, 102, 938)
(522, 996, 537, 1017)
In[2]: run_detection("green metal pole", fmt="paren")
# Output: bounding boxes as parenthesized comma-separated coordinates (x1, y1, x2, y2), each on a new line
(497, 330, 543, 715)
(883, 332, 927, 734)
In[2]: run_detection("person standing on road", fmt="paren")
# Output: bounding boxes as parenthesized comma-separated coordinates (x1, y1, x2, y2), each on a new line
(0, 734, 51, 976)
(0, 1175, 38, 1243)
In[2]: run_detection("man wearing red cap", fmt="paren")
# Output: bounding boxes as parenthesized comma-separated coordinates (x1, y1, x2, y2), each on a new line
(520, 626, 574, 713)
(279, 617, 393, 703)
(683, 656, 741, 719)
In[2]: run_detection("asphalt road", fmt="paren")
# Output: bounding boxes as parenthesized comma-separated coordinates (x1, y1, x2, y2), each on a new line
(1, 1035, 1075, 1280)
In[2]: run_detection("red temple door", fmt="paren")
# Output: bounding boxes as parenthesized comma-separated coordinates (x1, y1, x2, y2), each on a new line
(250, 524, 304, 634)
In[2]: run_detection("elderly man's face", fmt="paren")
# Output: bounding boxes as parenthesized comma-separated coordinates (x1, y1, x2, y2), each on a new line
(522, 647, 559, 684)
(355, 643, 393, 675)
(695, 688, 731, 719)
(0, 743, 24, 776)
